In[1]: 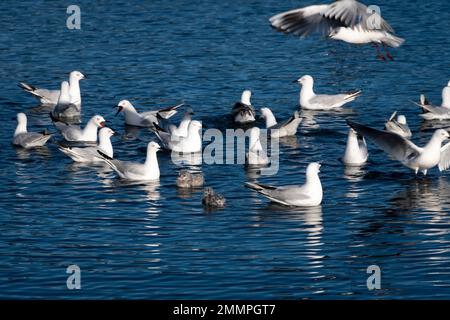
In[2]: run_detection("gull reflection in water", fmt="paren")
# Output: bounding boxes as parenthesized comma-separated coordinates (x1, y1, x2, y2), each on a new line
(123, 125, 142, 141)
(100, 176, 161, 202)
(171, 151, 202, 166)
(300, 110, 320, 129)
(279, 136, 300, 149)
(15, 146, 52, 160)
(387, 176, 450, 219)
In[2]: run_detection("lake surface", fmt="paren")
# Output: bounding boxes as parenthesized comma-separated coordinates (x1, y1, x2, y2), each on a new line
(1, 0, 450, 299)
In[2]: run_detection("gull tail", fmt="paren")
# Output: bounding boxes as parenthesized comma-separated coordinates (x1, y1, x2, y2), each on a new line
(157, 103, 184, 119)
(97, 150, 122, 176)
(18, 82, 41, 98)
(382, 34, 405, 48)
(345, 90, 362, 102)
(245, 182, 276, 196)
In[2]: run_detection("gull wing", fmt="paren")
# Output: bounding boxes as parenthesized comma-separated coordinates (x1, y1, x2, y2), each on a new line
(439, 142, 450, 171)
(347, 120, 422, 162)
(270, 4, 345, 37)
(322, 0, 394, 33)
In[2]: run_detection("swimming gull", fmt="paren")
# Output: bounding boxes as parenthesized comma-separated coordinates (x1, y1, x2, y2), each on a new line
(384, 111, 412, 138)
(114, 99, 182, 127)
(246, 162, 322, 207)
(99, 141, 161, 181)
(52, 114, 106, 142)
(231, 90, 256, 124)
(413, 81, 450, 120)
(342, 127, 368, 165)
(260, 107, 302, 138)
(12, 113, 53, 148)
(246, 127, 269, 166)
(294, 75, 361, 110)
(18, 71, 85, 106)
(153, 120, 203, 153)
(59, 127, 115, 162)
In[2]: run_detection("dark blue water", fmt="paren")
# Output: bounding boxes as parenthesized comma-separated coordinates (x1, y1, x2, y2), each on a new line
(1, 0, 450, 299)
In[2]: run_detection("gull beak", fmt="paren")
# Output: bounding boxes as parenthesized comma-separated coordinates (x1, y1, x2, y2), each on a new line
(100, 121, 106, 127)
(114, 106, 123, 116)
(292, 79, 299, 83)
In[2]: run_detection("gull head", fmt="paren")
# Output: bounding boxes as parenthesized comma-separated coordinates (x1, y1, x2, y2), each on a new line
(241, 90, 252, 105)
(114, 100, 133, 116)
(447, 80, 450, 87)
(148, 141, 161, 152)
(397, 115, 407, 125)
(307, 162, 321, 175)
(70, 71, 85, 81)
(99, 127, 115, 139)
(92, 115, 106, 128)
(434, 129, 450, 142)
(185, 106, 194, 116)
(294, 75, 313, 87)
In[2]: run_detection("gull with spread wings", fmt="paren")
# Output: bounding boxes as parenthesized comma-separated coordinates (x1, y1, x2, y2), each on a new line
(270, 0, 404, 60)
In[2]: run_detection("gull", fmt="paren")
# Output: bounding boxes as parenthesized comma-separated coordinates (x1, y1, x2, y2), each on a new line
(153, 120, 202, 153)
(260, 108, 302, 138)
(157, 107, 194, 138)
(53, 114, 106, 142)
(269, 0, 404, 60)
(59, 127, 115, 162)
(176, 170, 204, 188)
(384, 111, 412, 138)
(51, 81, 81, 120)
(18, 70, 85, 106)
(99, 141, 161, 181)
(246, 127, 269, 165)
(294, 75, 361, 110)
(342, 128, 368, 165)
(413, 81, 450, 120)
(114, 100, 182, 127)
(246, 162, 323, 207)
(202, 188, 226, 208)
(348, 120, 450, 175)
(231, 90, 256, 124)
(12, 113, 53, 148)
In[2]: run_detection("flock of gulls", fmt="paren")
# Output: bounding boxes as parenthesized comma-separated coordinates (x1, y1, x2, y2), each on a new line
(12, 0, 450, 208)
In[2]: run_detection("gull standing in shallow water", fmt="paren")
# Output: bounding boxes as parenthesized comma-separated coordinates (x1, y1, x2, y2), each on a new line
(114, 100, 182, 127)
(231, 90, 256, 124)
(58, 127, 115, 162)
(384, 111, 412, 138)
(269, 0, 404, 60)
(348, 120, 450, 175)
(153, 120, 203, 153)
(12, 113, 53, 148)
(413, 81, 450, 120)
(246, 162, 323, 207)
(246, 127, 269, 166)
(99, 141, 161, 181)
(52, 115, 106, 142)
(342, 128, 368, 166)
(260, 108, 302, 138)
(18, 71, 85, 106)
(294, 75, 361, 110)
